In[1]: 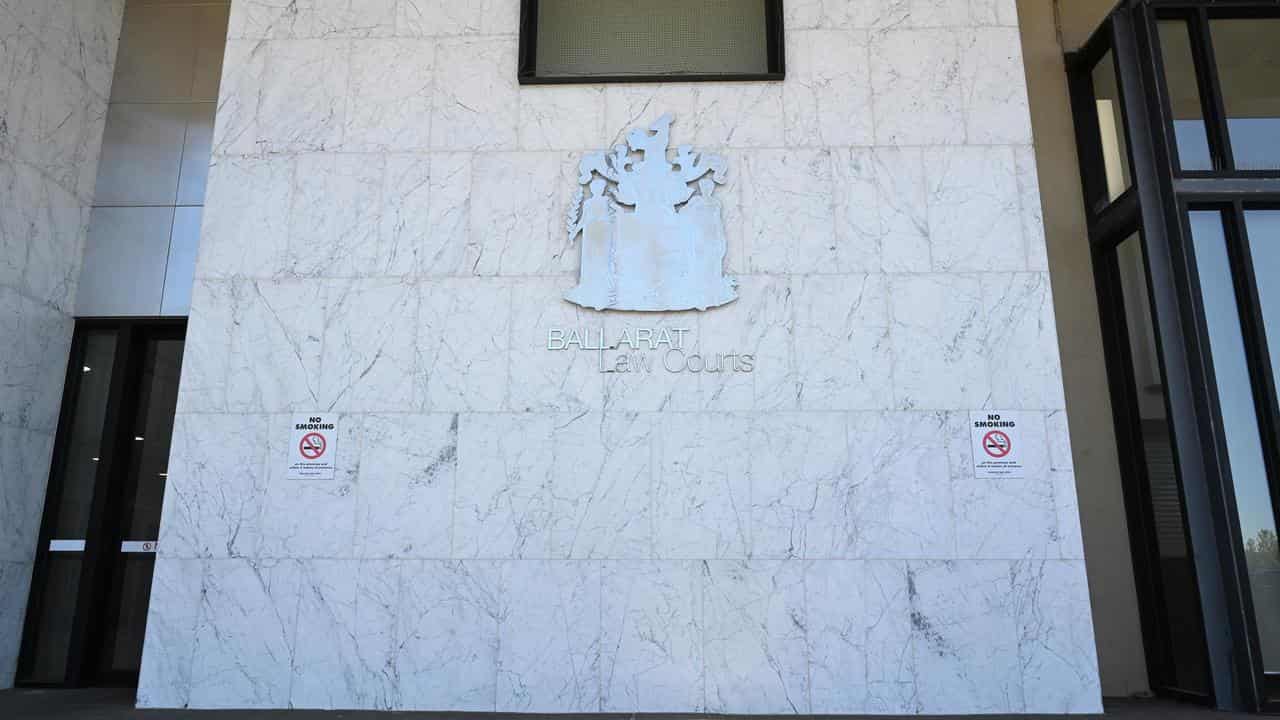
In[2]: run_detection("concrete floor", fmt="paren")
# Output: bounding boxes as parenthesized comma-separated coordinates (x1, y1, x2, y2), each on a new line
(0, 689, 1266, 720)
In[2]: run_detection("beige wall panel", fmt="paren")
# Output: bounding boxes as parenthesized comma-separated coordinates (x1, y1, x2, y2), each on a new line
(1018, 0, 1152, 698)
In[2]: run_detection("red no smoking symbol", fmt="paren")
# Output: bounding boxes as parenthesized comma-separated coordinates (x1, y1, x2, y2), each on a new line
(299, 432, 327, 460)
(982, 430, 1012, 458)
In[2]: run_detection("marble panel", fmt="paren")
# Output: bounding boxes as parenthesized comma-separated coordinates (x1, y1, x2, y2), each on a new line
(889, 274, 988, 409)
(0, 286, 72, 432)
(223, 39, 349, 156)
(466, 152, 570, 276)
(417, 278, 510, 411)
(346, 39, 435, 151)
(355, 413, 455, 558)
(173, 280, 235, 413)
(654, 413, 750, 559)
(396, 560, 501, 711)
(431, 37, 518, 151)
(225, 279, 325, 413)
(949, 411, 1058, 559)
(906, 560, 1024, 714)
(0, 162, 86, 312)
(926, 145, 1025, 273)
(783, 30, 873, 147)
(870, 29, 964, 145)
(290, 560, 399, 709)
(599, 311, 701, 414)
(136, 558, 203, 709)
(519, 86, 606, 152)
(13, 0, 123, 99)
(287, 154, 386, 277)
(419, 151, 472, 275)
(258, 472, 356, 559)
(703, 560, 808, 714)
(3, 30, 108, 198)
(188, 558, 302, 709)
(793, 274, 893, 410)
(830, 147, 933, 273)
(0, 561, 32, 689)
(549, 412, 652, 559)
(846, 412, 955, 559)
(983, 272, 1067, 409)
(749, 412, 850, 559)
(227, 0, 395, 39)
(698, 276, 795, 412)
(1017, 560, 1103, 713)
(808, 560, 912, 714)
(599, 561, 704, 712)
(158, 413, 268, 559)
(454, 413, 555, 558)
(206, 39, 265, 156)
(226, 0, 315, 39)
(379, 154, 439, 275)
(961, 27, 1034, 145)
(319, 278, 418, 412)
(309, 0, 397, 39)
(497, 561, 602, 712)
(0, 424, 54, 562)
(396, 0, 479, 35)
(908, 0, 971, 27)
(740, 149, 837, 274)
(603, 84, 785, 150)
(195, 155, 294, 280)
(508, 278, 605, 413)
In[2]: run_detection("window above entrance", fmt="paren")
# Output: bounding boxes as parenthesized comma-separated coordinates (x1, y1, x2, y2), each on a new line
(517, 0, 785, 84)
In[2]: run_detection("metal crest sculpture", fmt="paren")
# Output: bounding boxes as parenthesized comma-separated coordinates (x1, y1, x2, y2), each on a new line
(565, 113, 738, 312)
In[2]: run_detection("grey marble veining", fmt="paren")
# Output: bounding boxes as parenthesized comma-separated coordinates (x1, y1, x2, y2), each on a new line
(138, 0, 1102, 713)
(0, 0, 123, 690)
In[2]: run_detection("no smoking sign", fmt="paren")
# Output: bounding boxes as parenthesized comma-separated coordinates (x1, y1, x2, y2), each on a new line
(287, 414, 338, 480)
(969, 412, 1025, 479)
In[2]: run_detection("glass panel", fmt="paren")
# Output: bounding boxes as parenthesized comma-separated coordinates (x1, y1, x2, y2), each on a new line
(98, 336, 183, 677)
(1115, 233, 1211, 693)
(1188, 211, 1280, 674)
(22, 555, 83, 684)
(20, 331, 117, 684)
(1248, 211, 1280, 400)
(1210, 19, 1280, 170)
(1157, 20, 1213, 171)
(1092, 50, 1133, 203)
(51, 332, 117, 538)
(535, 0, 770, 78)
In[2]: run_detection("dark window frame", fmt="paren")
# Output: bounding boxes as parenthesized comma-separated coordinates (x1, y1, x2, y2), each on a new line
(517, 0, 786, 85)
(16, 318, 187, 689)
(1069, 1, 1280, 711)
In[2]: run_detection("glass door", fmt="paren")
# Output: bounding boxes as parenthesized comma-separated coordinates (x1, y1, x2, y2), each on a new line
(1100, 230, 1213, 699)
(16, 321, 185, 687)
(1185, 207, 1280, 697)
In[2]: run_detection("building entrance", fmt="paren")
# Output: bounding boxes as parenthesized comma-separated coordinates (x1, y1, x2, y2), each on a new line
(1069, 1, 1280, 712)
(16, 322, 185, 687)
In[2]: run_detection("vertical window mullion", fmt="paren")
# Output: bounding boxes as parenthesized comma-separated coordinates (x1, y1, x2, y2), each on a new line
(1190, 8, 1236, 172)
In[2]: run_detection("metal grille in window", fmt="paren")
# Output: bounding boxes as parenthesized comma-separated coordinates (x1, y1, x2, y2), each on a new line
(519, 0, 784, 84)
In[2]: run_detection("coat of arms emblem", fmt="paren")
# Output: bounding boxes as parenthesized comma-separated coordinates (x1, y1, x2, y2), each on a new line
(565, 113, 738, 312)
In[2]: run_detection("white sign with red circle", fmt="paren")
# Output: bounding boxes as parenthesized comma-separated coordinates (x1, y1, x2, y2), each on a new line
(288, 414, 338, 480)
(969, 412, 1025, 479)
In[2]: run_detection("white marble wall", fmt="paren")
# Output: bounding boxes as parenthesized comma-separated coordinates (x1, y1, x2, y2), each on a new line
(138, 0, 1102, 712)
(0, 0, 123, 689)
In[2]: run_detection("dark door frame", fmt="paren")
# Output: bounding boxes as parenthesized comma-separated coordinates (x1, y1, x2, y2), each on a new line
(1068, 0, 1280, 712)
(16, 318, 187, 688)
